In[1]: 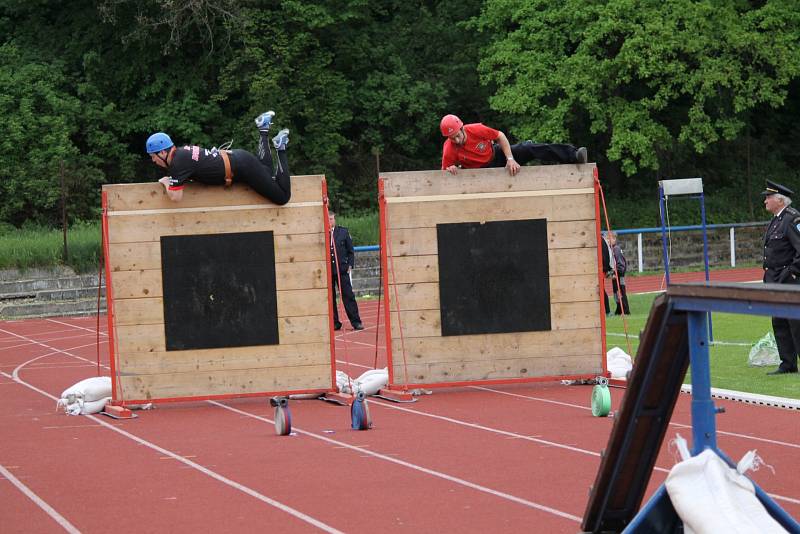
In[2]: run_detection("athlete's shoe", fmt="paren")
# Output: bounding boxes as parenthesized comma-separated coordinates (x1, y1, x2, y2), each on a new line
(272, 128, 290, 150)
(254, 111, 275, 132)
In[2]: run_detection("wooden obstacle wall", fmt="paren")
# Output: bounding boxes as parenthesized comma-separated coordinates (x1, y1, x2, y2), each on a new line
(380, 165, 604, 388)
(102, 176, 334, 403)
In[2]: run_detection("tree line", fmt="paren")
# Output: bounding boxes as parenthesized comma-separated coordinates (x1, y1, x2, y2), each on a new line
(1, 0, 798, 230)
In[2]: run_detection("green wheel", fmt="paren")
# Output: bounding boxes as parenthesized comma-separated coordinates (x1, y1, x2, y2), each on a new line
(591, 384, 612, 417)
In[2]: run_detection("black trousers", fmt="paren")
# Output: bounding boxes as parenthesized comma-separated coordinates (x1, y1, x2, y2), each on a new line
(612, 278, 630, 315)
(488, 141, 578, 167)
(230, 139, 291, 205)
(332, 267, 361, 327)
(764, 270, 800, 372)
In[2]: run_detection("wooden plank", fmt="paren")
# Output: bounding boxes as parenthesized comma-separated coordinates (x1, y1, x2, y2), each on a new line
(549, 274, 601, 303)
(389, 301, 600, 338)
(386, 188, 593, 204)
(549, 248, 599, 277)
(385, 249, 598, 286)
(381, 165, 595, 197)
(107, 204, 323, 243)
(107, 233, 325, 271)
(392, 328, 601, 364)
(115, 315, 329, 353)
(385, 194, 594, 229)
(392, 354, 603, 384)
(110, 260, 327, 300)
(112, 288, 328, 326)
(113, 297, 163, 326)
(111, 270, 163, 299)
(103, 175, 324, 211)
(119, 364, 332, 400)
(387, 219, 596, 257)
(119, 343, 330, 374)
(386, 274, 597, 312)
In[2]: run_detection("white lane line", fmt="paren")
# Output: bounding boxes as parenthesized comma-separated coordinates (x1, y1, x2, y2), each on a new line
(12, 322, 797, 507)
(0, 370, 344, 534)
(0, 328, 110, 372)
(46, 318, 108, 337)
(371, 398, 800, 506)
(668, 422, 800, 450)
(210, 401, 581, 523)
(473, 386, 800, 449)
(0, 464, 81, 534)
(606, 332, 752, 347)
(0, 332, 104, 353)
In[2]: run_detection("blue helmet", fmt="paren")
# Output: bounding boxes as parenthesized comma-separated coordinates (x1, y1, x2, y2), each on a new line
(146, 132, 174, 154)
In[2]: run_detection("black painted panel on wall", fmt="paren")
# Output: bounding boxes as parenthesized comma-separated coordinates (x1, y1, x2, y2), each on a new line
(437, 219, 551, 336)
(161, 231, 279, 350)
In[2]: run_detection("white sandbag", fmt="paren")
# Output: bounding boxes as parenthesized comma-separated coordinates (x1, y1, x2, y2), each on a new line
(336, 370, 353, 394)
(665, 435, 787, 534)
(606, 347, 633, 379)
(355, 368, 387, 381)
(748, 332, 781, 367)
(59, 397, 111, 416)
(60, 376, 112, 403)
(353, 368, 388, 396)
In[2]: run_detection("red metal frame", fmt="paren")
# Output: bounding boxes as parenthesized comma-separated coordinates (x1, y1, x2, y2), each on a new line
(105, 179, 339, 406)
(101, 191, 122, 402)
(322, 179, 338, 392)
(116, 388, 333, 407)
(594, 166, 610, 377)
(382, 166, 609, 391)
(378, 178, 396, 386)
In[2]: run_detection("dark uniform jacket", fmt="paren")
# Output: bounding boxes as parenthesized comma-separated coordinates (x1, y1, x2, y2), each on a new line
(763, 206, 800, 284)
(330, 226, 355, 274)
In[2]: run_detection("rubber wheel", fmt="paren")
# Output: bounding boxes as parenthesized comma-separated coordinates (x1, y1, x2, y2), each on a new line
(591, 384, 612, 417)
(274, 404, 292, 435)
(351, 392, 370, 430)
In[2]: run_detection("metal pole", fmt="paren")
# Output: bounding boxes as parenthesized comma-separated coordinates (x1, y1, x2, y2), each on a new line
(700, 192, 713, 341)
(637, 232, 643, 272)
(60, 160, 68, 262)
(659, 185, 670, 285)
(687, 310, 717, 454)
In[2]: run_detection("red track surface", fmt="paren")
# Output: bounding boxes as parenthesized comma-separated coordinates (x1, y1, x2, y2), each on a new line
(1, 268, 797, 533)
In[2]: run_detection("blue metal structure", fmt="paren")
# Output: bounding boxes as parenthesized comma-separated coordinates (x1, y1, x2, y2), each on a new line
(582, 283, 800, 533)
(658, 179, 713, 339)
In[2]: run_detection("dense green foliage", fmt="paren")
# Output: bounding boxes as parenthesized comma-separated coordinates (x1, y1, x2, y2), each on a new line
(1, 1, 798, 230)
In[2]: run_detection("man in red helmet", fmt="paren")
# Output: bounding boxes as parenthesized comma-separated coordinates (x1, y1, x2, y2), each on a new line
(439, 114, 587, 176)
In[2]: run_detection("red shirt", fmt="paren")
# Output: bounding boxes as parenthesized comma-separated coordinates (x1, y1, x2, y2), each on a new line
(441, 123, 500, 170)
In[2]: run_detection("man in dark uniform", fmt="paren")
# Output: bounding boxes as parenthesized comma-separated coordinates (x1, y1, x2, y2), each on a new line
(329, 211, 363, 331)
(762, 179, 800, 375)
(600, 232, 613, 315)
(146, 110, 292, 205)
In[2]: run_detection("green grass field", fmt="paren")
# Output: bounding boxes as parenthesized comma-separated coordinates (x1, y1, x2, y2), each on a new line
(0, 221, 102, 273)
(606, 292, 799, 400)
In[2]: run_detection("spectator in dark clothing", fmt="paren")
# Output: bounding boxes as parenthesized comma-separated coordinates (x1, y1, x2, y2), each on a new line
(600, 233, 613, 315)
(609, 232, 630, 315)
(761, 180, 800, 375)
(329, 211, 363, 331)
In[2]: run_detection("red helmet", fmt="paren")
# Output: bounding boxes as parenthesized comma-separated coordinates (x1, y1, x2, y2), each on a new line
(440, 114, 463, 137)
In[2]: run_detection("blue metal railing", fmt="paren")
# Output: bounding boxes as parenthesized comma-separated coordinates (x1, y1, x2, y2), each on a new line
(355, 221, 769, 272)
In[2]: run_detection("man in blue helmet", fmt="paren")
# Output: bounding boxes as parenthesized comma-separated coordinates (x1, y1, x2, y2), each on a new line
(146, 111, 292, 204)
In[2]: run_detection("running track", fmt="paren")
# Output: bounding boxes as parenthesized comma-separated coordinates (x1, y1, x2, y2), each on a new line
(2, 267, 797, 533)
